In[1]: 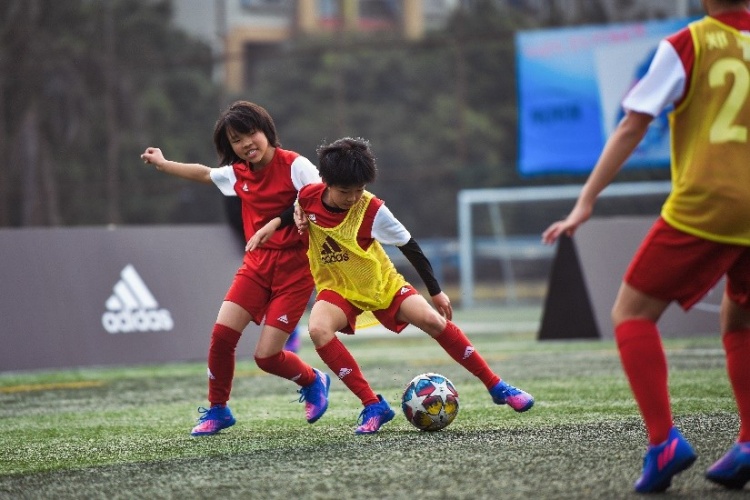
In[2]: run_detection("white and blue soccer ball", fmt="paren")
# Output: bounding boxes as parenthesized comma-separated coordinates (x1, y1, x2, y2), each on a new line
(401, 373, 459, 431)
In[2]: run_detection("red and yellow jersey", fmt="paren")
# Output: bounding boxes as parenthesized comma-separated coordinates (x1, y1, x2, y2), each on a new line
(298, 184, 408, 311)
(210, 148, 320, 250)
(663, 16, 750, 244)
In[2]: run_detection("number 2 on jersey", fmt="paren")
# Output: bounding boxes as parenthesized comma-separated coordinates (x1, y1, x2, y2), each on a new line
(709, 57, 749, 144)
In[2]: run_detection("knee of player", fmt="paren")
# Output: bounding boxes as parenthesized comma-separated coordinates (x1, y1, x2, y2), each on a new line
(611, 302, 630, 327)
(307, 323, 334, 345)
(610, 307, 620, 327)
(417, 310, 447, 337)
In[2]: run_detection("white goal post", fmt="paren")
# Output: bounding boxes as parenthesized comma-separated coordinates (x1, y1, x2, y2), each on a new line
(457, 181, 672, 308)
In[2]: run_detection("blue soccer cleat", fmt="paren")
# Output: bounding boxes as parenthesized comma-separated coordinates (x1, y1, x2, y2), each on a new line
(190, 405, 236, 436)
(355, 395, 395, 435)
(298, 368, 331, 424)
(635, 427, 697, 493)
(490, 380, 534, 412)
(706, 442, 750, 490)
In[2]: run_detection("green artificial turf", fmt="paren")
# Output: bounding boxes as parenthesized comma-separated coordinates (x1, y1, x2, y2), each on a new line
(0, 307, 741, 499)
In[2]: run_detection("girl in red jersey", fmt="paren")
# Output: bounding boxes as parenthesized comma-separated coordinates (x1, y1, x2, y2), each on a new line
(249, 137, 534, 435)
(543, 0, 750, 493)
(141, 101, 330, 436)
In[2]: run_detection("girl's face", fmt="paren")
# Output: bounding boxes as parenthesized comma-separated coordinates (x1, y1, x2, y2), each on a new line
(325, 185, 366, 210)
(226, 127, 273, 168)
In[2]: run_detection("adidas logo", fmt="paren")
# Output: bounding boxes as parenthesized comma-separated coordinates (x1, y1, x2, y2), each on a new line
(277, 314, 289, 324)
(463, 346, 475, 359)
(400, 287, 410, 295)
(308, 214, 316, 223)
(101, 264, 174, 334)
(320, 236, 349, 264)
(207, 368, 216, 380)
(338, 367, 353, 379)
(242, 182, 249, 192)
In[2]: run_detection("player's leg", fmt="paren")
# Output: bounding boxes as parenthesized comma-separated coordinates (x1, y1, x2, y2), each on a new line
(612, 283, 672, 445)
(395, 294, 533, 412)
(614, 222, 691, 490)
(309, 293, 393, 434)
(612, 220, 748, 491)
(191, 299, 252, 436)
(308, 294, 376, 405)
(612, 282, 696, 493)
(706, 261, 750, 489)
(254, 260, 330, 424)
(719, 261, 750, 444)
(193, 257, 274, 437)
(254, 322, 330, 424)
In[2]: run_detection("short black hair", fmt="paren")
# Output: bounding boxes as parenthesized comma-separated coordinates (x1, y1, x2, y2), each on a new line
(316, 137, 377, 187)
(213, 101, 280, 166)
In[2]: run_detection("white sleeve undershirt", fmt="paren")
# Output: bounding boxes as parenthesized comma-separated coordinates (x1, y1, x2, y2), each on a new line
(209, 165, 237, 196)
(371, 204, 411, 246)
(290, 156, 322, 190)
(622, 39, 687, 116)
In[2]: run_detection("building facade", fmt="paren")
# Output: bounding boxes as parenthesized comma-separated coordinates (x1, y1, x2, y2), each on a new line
(170, 0, 699, 92)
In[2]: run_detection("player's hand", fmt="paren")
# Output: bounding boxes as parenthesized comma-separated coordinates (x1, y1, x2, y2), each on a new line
(140, 147, 165, 168)
(541, 204, 592, 245)
(245, 220, 278, 251)
(294, 205, 309, 234)
(431, 292, 453, 320)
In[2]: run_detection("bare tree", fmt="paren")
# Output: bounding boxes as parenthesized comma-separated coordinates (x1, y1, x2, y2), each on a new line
(103, 1, 121, 224)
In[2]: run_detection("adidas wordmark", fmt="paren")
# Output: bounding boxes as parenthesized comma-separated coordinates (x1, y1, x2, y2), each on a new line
(101, 264, 174, 334)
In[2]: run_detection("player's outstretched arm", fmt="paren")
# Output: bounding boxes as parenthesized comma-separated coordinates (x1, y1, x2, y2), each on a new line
(140, 147, 212, 184)
(541, 110, 653, 245)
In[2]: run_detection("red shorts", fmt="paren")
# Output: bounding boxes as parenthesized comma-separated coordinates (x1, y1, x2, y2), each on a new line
(625, 217, 750, 310)
(316, 285, 419, 334)
(224, 246, 314, 333)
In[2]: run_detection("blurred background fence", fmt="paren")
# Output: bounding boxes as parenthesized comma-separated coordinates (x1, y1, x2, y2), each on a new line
(0, 0, 705, 308)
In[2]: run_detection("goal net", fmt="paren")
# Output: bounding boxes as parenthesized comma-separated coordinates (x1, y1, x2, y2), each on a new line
(456, 181, 671, 308)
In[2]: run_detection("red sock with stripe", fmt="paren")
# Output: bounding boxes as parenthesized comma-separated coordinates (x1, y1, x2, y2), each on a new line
(207, 323, 242, 406)
(316, 336, 378, 406)
(255, 351, 315, 387)
(615, 319, 673, 445)
(723, 329, 750, 442)
(434, 321, 500, 389)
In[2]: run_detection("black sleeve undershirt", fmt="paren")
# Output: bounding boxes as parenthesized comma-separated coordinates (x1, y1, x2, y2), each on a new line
(277, 205, 295, 229)
(398, 238, 442, 297)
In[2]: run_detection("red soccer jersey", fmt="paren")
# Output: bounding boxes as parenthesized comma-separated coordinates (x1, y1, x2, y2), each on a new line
(211, 148, 321, 250)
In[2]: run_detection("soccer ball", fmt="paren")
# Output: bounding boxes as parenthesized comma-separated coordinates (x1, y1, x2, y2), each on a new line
(401, 373, 459, 431)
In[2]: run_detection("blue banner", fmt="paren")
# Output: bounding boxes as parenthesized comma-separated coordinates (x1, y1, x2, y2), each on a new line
(516, 18, 695, 177)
